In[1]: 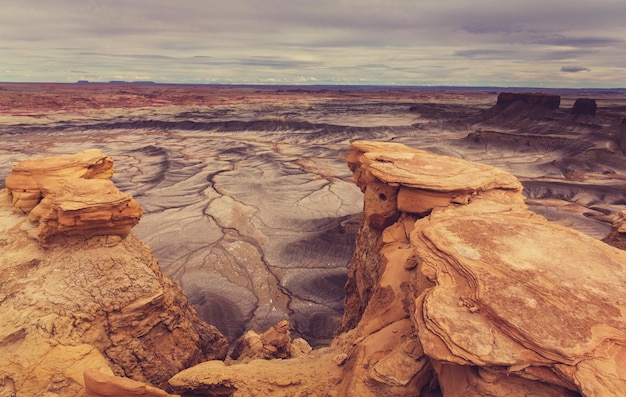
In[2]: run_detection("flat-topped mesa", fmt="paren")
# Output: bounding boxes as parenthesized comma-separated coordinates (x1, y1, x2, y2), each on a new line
(4, 150, 142, 245)
(346, 140, 522, 229)
(496, 92, 561, 109)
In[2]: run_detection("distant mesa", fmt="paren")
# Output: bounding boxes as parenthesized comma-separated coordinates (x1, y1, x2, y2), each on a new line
(76, 80, 90, 84)
(496, 92, 561, 109)
(107, 80, 155, 85)
(482, 91, 561, 122)
(571, 98, 597, 116)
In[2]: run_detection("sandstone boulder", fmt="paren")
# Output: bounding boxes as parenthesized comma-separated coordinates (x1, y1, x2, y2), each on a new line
(5, 149, 114, 213)
(230, 320, 312, 362)
(4, 150, 142, 246)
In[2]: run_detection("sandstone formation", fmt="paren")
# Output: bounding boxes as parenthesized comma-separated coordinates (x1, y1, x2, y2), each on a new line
(230, 320, 312, 362)
(84, 368, 180, 397)
(336, 140, 626, 396)
(170, 141, 626, 396)
(482, 92, 562, 123)
(169, 349, 343, 397)
(5, 150, 142, 246)
(0, 152, 228, 396)
(571, 98, 597, 116)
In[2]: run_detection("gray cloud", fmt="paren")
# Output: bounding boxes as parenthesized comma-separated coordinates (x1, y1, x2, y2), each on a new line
(454, 49, 515, 59)
(537, 49, 596, 61)
(535, 36, 623, 47)
(561, 66, 591, 73)
(0, 0, 625, 87)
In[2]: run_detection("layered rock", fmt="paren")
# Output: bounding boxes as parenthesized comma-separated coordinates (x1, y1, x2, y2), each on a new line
(335, 140, 626, 396)
(230, 320, 312, 362)
(153, 140, 626, 396)
(0, 152, 228, 396)
(5, 150, 142, 246)
(482, 92, 562, 123)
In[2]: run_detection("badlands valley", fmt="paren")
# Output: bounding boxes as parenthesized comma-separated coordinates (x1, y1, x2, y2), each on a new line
(1, 83, 626, 395)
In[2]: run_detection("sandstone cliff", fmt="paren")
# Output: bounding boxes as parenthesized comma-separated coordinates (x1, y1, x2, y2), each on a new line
(0, 151, 228, 396)
(169, 141, 626, 397)
(6, 144, 625, 397)
(335, 141, 626, 396)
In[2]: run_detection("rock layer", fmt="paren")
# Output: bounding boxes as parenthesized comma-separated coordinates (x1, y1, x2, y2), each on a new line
(5, 150, 142, 246)
(149, 140, 626, 396)
(336, 140, 626, 396)
(0, 152, 227, 396)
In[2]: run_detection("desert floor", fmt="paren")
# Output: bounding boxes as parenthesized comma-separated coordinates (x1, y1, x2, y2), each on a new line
(2, 83, 625, 345)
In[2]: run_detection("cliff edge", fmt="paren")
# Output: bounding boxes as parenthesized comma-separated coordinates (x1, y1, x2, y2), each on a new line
(335, 140, 626, 396)
(0, 151, 228, 396)
(170, 141, 626, 397)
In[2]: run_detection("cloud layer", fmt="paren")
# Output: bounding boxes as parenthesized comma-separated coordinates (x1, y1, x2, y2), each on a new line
(1, 0, 625, 87)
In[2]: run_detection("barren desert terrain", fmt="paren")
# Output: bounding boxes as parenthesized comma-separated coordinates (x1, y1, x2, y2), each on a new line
(2, 83, 625, 346)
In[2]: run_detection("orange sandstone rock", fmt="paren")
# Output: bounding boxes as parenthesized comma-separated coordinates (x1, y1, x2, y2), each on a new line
(0, 152, 228, 396)
(4, 150, 142, 246)
(84, 368, 180, 397)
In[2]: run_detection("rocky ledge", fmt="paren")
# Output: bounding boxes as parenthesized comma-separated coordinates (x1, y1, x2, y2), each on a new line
(335, 140, 626, 396)
(0, 152, 227, 395)
(169, 141, 626, 396)
(2, 143, 625, 396)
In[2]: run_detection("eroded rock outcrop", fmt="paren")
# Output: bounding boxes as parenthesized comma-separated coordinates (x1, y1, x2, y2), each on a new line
(230, 320, 312, 362)
(0, 152, 228, 396)
(482, 92, 562, 123)
(164, 141, 626, 396)
(336, 140, 626, 396)
(5, 149, 142, 246)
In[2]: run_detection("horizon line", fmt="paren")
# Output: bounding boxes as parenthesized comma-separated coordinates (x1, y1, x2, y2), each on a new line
(1, 81, 625, 91)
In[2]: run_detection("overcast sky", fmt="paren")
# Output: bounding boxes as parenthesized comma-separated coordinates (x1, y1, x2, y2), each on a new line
(1, 0, 625, 87)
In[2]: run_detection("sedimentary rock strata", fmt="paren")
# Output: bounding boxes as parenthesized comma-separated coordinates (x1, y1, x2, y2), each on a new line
(0, 153, 227, 396)
(169, 141, 626, 396)
(335, 140, 626, 396)
(5, 150, 142, 245)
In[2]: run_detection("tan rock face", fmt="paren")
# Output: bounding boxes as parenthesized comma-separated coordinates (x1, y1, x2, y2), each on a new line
(0, 152, 228, 396)
(4, 149, 142, 245)
(230, 320, 312, 362)
(337, 140, 626, 396)
(160, 140, 626, 396)
(84, 368, 180, 397)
